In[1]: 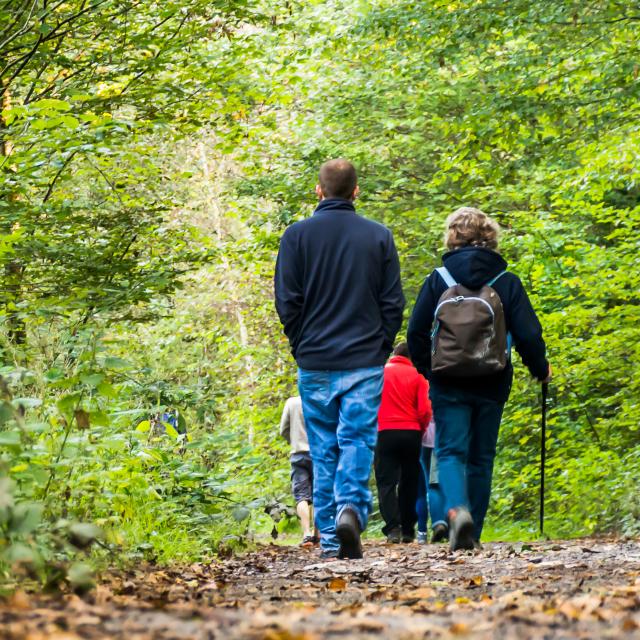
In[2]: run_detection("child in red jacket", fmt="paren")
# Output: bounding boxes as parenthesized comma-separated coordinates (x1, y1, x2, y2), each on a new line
(375, 342, 432, 543)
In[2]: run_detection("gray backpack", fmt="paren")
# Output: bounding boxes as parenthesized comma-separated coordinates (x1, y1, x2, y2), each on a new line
(431, 267, 510, 377)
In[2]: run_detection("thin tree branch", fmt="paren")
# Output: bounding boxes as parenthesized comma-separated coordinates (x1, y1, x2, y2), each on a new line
(42, 150, 78, 203)
(0, 0, 38, 51)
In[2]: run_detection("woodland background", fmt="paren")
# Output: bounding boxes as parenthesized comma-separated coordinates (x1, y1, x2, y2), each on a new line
(0, 0, 639, 590)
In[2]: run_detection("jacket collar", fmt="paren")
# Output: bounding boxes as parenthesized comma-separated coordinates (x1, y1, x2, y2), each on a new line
(388, 355, 413, 367)
(313, 198, 356, 215)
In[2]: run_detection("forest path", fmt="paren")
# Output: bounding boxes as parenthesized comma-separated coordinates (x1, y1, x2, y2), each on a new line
(2, 538, 640, 639)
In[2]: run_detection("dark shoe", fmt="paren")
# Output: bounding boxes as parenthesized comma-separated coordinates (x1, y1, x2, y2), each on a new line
(320, 548, 339, 559)
(448, 508, 475, 551)
(386, 527, 402, 544)
(431, 523, 448, 543)
(336, 508, 363, 559)
(301, 535, 317, 548)
(473, 539, 483, 551)
(401, 534, 415, 543)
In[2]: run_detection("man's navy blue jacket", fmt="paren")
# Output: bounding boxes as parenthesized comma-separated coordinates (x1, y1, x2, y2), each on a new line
(275, 198, 405, 370)
(407, 247, 549, 403)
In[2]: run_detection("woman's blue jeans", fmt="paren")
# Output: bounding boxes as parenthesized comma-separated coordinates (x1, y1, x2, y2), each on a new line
(430, 386, 505, 541)
(298, 366, 384, 551)
(416, 446, 447, 532)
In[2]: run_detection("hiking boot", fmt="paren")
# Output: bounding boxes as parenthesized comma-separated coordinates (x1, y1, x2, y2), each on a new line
(386, 527, 402, 544)
(431, 523, 448, 543)
(336, 507, 363, 559)
(401, 533, 415, 543)
(417, 531, 428, 544)
(448, 507, 475, 551)
(320, 548, 340, 560)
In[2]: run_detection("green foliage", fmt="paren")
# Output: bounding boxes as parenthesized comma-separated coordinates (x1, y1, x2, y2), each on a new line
(1, 0, 639, 589)
(228, 0, 640, 538)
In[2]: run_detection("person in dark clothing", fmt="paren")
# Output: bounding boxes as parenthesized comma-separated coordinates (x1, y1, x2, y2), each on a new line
(275, 159, 405, 559)
(374, 343, 431, 544)
(407, 207, 551, 551)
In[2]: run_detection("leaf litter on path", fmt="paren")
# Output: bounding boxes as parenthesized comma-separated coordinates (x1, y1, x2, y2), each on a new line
(1, 538, 640, 639)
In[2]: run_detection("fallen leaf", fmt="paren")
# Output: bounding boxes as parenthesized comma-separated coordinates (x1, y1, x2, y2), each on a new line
(327, 577, 347, 592)
(9, 589, 31, 610)
(399, 587, 436, 600)
(450, 621, 470, 634)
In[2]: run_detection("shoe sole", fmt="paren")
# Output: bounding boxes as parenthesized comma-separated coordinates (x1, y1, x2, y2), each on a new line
(450, 517, 474, 551)
(336, 522, 363, 559)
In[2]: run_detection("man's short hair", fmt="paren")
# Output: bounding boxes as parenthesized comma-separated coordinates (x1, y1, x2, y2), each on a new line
(318, 159, 357, 199)
(393, 342, 410, 358)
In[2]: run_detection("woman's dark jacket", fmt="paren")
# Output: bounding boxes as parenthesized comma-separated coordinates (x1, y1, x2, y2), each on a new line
(407, 247, 549, 403)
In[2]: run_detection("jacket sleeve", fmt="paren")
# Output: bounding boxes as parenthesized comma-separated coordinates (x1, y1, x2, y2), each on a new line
(379, 231, 405, 353)
(504, 275, 550, 381)
(416, 376, 432, 432)
(407, 273, 440, 378)
(279, 400, 291, 442)
(274, 228, 303, 352)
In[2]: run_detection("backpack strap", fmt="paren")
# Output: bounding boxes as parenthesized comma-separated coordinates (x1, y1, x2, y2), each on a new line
(486, 270, 507, 287)
(486, 270, 513, 359)
(436, 266, 457, 288)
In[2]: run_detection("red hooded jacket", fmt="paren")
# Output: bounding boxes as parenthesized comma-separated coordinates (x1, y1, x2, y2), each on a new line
(378, 355, 432, 432)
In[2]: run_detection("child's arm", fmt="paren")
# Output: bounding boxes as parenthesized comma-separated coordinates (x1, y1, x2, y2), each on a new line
(416, 377, 432, 432)
(279, 400, 291, 443)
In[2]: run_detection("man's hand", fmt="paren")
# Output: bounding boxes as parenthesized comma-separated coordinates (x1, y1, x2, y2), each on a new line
(540, 363, 552, 384)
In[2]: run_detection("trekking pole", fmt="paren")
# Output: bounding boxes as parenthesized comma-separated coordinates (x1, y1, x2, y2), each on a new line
(539, 382, 548, 536)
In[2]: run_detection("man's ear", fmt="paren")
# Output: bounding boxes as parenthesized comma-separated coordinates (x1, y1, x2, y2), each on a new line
(352, 185, 360, 201)
(315, 184, 323, 200)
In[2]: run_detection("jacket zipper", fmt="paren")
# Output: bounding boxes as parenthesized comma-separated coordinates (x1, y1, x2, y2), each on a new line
(434, 295, 495, 319)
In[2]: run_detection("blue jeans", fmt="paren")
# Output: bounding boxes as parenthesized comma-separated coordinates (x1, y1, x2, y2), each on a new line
(416, 446, 447, 532)
(298, 366, 384, 551)
(430, 387, 505, 540)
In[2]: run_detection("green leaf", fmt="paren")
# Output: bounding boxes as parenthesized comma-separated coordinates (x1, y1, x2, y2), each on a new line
(12, 397, 42, 410)
(9, 503, 43, 535)
(103, 357, 133, 370)
(136, 420, 151, 433)
(232, 506, 251, 522)
(80, 373, 105, 387)
(67, 562, 95, 593)
(31, 98, 71, 111)
(0, 431, 21, 446)
(68, 522, 102, 549)
(96, 381, 117, 398)
(0, 402, 14, 426)
(57, 393, 81, 414)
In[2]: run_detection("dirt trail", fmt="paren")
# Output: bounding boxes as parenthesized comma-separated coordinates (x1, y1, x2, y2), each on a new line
(2, 538, 640, 639)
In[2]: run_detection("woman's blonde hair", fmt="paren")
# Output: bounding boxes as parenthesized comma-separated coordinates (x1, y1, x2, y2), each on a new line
(444, 207, 500, 251)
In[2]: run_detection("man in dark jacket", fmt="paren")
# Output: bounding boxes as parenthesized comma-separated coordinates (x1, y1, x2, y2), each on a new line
(407, 207, 551, 551)
(275, 159, 405, 559)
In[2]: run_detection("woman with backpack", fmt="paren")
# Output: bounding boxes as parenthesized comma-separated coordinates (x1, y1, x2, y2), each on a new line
(407, 207, 551, 551)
